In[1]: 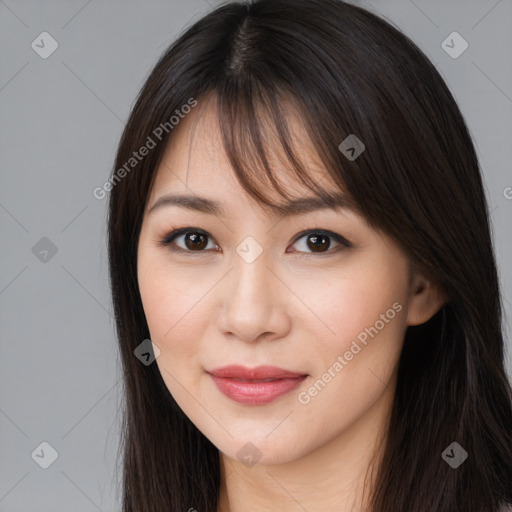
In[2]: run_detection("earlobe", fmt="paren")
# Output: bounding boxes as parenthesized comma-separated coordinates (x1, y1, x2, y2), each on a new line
(406, 274, 447, 326)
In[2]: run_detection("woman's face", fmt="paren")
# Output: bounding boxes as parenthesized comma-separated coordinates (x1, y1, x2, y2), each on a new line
(137, 101, 436, 466)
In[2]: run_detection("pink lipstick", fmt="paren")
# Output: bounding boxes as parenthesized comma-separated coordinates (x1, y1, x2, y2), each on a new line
(207, 365, 308, 405)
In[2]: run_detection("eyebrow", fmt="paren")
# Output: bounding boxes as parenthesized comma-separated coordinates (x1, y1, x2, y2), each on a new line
(147, 193, 356, 218)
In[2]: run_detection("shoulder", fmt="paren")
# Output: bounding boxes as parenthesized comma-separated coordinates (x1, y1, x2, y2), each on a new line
(500, 504, 512, 512)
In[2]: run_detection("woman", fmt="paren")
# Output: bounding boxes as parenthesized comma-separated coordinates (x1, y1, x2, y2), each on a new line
(107, 0, 512, 510)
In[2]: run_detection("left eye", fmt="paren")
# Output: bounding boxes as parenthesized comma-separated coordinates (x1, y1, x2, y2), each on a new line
(288, 230, 351, 256)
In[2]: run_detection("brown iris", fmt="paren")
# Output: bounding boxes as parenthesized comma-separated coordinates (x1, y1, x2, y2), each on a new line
(306, 233, 330, 252)
(184, 232, 208, 251)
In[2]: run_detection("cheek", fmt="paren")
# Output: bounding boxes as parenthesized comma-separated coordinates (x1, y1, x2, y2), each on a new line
(296, 263, 406, 340)
(138, 261, 206, 361)
(290, 274, 407, 452)
(138, 268, 210, 410)
(293, 262, 409, 391)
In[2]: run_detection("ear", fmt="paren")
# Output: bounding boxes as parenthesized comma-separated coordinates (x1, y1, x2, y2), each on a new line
(406, 271, 447, 326)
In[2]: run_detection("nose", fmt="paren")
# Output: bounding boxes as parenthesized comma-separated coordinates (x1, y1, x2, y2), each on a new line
(217, 255, 292, 344)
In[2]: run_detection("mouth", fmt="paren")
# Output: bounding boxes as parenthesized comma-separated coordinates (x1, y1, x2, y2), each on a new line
(223, 377, 288, 382)
(206, 365, 308, 405)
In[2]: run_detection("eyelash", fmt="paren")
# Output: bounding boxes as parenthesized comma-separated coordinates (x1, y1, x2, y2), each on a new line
(157, 226, 352, 259)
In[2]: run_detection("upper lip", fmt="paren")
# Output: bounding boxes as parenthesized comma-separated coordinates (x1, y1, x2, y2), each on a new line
(207, 365, 308, 380)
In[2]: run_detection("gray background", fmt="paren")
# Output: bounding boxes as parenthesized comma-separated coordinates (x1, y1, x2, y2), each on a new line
(0, 0, 511, 510)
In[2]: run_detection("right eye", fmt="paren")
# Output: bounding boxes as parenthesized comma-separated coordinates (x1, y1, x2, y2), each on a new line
(159, 227, 220, 255)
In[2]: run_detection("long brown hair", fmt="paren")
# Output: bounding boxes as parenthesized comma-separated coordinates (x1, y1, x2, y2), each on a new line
(107, 1, 512, 510)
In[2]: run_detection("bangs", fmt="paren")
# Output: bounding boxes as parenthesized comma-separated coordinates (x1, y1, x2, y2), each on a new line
(198, 82, 361, 217)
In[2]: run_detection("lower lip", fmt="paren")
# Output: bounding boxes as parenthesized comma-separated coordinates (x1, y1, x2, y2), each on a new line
(209, 374, 307, 405)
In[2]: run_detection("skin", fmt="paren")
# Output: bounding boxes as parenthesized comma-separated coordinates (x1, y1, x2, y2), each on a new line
(137, 98, 445, 512)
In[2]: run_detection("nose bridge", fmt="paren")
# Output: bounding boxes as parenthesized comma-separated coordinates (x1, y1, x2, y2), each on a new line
(218, 243, 290, 342)
(231, 232, 273, 299)
(230, 246, 274, 316)
(233, 249, 271, 302)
